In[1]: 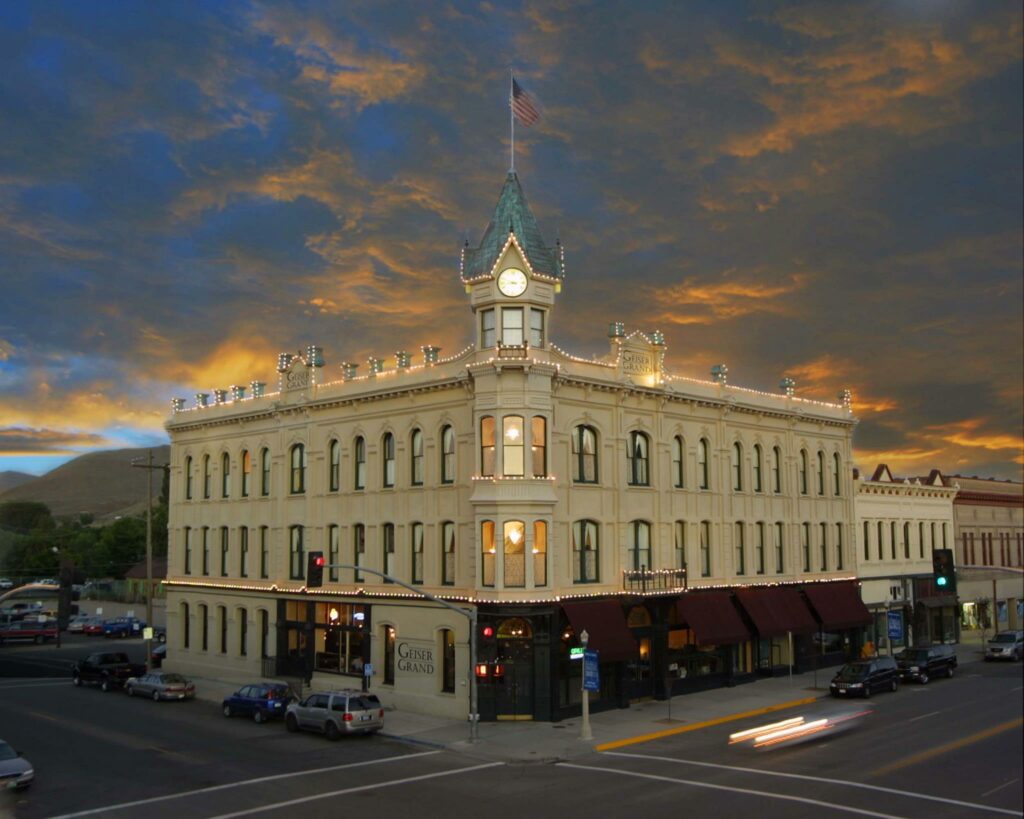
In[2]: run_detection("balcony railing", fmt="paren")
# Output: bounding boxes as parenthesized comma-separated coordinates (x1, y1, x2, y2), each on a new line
(622, 567, 687, 593)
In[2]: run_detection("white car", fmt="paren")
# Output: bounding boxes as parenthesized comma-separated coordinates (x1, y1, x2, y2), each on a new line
(985, 630, 1023, 662)
(0, 578, 15, 591)
(0, 740, 33, 790)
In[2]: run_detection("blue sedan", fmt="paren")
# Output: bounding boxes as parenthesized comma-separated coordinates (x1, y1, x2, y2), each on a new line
(102, 617, 146, 638)
(222, 682, 297, 723)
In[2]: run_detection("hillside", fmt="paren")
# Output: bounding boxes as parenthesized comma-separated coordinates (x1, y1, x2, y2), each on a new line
(0, 471, 34, 493)
(0, 446, 170, 520)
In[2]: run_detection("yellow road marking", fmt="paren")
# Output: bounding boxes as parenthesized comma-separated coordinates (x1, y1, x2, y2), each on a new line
(870, 717, 1024, 777)
(595, 696, 819, 752)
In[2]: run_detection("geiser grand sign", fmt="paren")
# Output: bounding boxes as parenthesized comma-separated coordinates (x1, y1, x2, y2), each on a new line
(397, 640, 435, 674)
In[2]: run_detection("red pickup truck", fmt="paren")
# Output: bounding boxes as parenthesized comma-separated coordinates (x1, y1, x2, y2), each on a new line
(0, 620, 58, 644)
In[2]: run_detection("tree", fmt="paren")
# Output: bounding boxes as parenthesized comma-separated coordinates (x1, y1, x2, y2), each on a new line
(0, 502, 54, 534)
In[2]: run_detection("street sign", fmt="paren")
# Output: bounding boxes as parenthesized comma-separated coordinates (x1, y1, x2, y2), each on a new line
(143, 627, 153, 640)
(887, 610, 903, 641)
(569, 647, 585, 661)
(583, 649, 600, 692)
(363, 663, 373, 677)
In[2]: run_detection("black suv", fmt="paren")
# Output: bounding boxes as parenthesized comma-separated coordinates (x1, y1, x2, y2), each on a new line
(897, 645, 956, 684)
(829, 657, 899, 698)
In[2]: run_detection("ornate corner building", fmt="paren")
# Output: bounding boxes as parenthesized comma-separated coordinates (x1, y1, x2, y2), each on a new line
(164, 171, 870, 721)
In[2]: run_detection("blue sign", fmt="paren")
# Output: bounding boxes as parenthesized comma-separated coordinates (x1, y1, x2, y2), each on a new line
(583, 649, 600, 692)
(887, 610, 903, 641)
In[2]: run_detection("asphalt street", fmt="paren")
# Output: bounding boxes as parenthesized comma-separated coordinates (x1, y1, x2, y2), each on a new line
(1, 636, 1021, 819)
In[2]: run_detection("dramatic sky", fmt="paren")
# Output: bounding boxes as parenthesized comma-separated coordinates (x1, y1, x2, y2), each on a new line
(1, 1, 1021, 480)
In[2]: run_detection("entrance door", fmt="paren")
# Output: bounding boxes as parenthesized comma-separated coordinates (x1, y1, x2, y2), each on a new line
(494, 618, 534, 720)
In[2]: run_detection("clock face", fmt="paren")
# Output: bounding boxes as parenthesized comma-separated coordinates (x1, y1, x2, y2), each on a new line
(497, 268, 528, 297)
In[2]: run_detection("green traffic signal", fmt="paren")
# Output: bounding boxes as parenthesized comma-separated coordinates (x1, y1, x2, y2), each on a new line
(936, 576, 948, 587)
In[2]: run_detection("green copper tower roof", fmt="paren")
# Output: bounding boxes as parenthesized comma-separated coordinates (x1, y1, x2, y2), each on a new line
(461, 172, 564, 281)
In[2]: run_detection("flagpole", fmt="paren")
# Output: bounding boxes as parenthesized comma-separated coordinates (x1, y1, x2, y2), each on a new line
(509, 70, 515, 172)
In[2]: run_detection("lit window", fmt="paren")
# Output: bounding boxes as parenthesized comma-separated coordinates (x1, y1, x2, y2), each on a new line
(503, 416, 524, 476)
(533, 521, 547, 586)
(531, 416, 546, 477)
(480, 417, 495, 477)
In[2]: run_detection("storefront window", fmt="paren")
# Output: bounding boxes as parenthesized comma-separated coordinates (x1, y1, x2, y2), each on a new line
(311, 603, 368, 676)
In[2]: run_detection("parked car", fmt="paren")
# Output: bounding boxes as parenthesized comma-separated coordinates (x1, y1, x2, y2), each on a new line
(150, 643, 166, 668)
(829, 657, 899, 698)
(83, 617, 106, 636)
(153, 625, 167, 644)
(0, 739, 33, 790)
(71, 651, 148, 692)
(102, 617, 146, 638)
(125, 671, 196, 701)
(985, 630, 1024, 662)
(0, 619, 58, 645)
(66, 614, 94, 633)
(0, 578, 15, 591)
(285, 690, 384, 738)
(897, 645, 957, 683)
(223, 682, 298, 723)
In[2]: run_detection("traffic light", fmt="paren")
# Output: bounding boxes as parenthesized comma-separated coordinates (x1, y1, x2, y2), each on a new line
(932, 548, 956, 593)
(306, 551, 325, 588)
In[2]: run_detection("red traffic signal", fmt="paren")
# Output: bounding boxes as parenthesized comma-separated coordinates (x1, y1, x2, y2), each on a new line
(481, 625, 495, 639)
(306, 551, 325, 588)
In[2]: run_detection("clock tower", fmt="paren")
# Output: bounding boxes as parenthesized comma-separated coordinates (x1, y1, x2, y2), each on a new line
(461, 172, 564, 352)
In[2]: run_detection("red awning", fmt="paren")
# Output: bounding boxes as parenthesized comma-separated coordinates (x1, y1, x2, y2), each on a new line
(734, 587, 818, 637)
(676, 592, 751, 646)
(562, 600, 636, 662)
(802, 582, 872, 630)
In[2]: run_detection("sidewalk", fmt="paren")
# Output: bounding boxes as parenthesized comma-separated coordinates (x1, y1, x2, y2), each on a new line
(189, 665, 842, 763)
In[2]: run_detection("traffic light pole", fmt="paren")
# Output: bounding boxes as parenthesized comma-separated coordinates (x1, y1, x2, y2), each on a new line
(321, 564, 479, 743)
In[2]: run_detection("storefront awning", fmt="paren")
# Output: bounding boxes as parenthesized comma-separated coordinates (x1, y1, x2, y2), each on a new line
(734, 587, 818, 637)
(562, 600, 636, 662)
(676, 592, 751, 646)
(802, 582, 872, 630)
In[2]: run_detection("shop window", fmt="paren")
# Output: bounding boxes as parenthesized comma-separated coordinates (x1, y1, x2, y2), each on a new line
(314, 604, 368, 676)
(222, 452, 231, 498)
(353, 523, 365, 582)
(441, 629, 456, 694)
(753, 445, 763, 492)
(181, 602, 190, 649)
(185, 456, 193, 500)
(203, 454, 211, 499)
(735, 522, 746, 575)
(410, 429, 423, 486)
(382, 433, 395, 488)
(411, 522, 424, 584)
(260, 526, 269, 578)
(289, 525, 304, 580)
(441, 425, 455, 484)
(220, 526, 229, 576)
(629, 520, 651, 570)
(481, 308, 495, 348)
(328, 439, 340, 492)
(383, 625, 396, 685)
(354, 436, 366, 489)
(290, 444, 306, 494)
(503, 416, 525, 476)
(628, 431, 650, 486)
(184, 527, 192, 575)
(382, 523, 395, 581)
(441, 521, 456, 585)
(497, 618, 532, 639)
(531, 416, 547, 477)
(260, 447, 271, 496)
(533, 521, 547, 586)
(241, 449, 251, 497)
(328, 525, 339, 582)
(239, 526, 249, 577)
(700, 521, 711, 577)
(732, 442, 743, 491)
(504, 520, 526, 587)
(480, 417, 496, 476)
(572, 425, 598, 483)
(572, 520, 599, 583)
(698, 439, 710, 490)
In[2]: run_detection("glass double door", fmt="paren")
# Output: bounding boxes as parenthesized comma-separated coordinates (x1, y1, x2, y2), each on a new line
(494, 637, 534, 720)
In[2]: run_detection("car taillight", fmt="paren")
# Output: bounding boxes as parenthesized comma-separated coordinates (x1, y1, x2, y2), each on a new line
(343, 713, 353, 722)
(379, 709, 384, 717)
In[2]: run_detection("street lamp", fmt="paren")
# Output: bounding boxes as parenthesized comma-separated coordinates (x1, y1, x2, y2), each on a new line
(580, 628, 592, 741)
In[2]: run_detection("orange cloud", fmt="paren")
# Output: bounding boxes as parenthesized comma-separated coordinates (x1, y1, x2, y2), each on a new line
(0, 427, 108, 456)
(925, 419, 1024, 459)
(648, 271, 810, 325)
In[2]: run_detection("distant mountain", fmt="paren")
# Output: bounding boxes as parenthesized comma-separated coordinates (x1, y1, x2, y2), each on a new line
(0, 471, 35, 493)
(0, 446, 171, 520)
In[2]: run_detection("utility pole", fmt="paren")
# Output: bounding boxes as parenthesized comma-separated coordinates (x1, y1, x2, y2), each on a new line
(131, 450, 167, 671)
(580, 629, 592, 741)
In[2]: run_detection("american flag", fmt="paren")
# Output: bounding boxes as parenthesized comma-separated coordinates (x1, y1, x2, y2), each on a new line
(511, 78, 540, 126)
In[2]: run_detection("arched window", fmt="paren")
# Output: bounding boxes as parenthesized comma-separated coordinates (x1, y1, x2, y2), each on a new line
(353, 523, 365, 582)
(903, 522, 911, 559)
(480, 417, 496, 477)
(732, 442, 743, 491)
(260, 447, 271, 496)
(411, 522, 424, 584)
(289, 444, 306, 494)
(775, 522, 785, 573)
(863, 521, 871, 561)
(259, 526, 269, 579)
(672, 436, 685, 488)
(221, 453, 231, 498)
(239, 526, 249, 577)
(755, 522, 766, 574)
(572, 520, 600, 583)
(382, 433, 395, 488)
(440, 628, 456, 694)
(241, 449, 251, 497)
(328, 439, 340, 492)
(481, 520, 496, 587)
(877, 521, 884, 560)
(820, 522, 828, 571)
(382, 523, 395, 580)
(700, 521, 711, 577)
(799, 450, 808, 495)
(772, 446, 782, 493)
(698, 439, 710, 490)
(354, 436, 366, 489)
(531, 416, 547, 477)
(203, 455, 211, 499)
(503, 416, 524, 476)
(181, 602, 190, 649)
(802, 523, 811, 571)
(816, 451, 825, 495)
(441, 521, 456, 585)
(218, 605, 227, 654)
(201, 526, 209, 575)
(734, 522, 746, 575)
(572, 425, 598, 483)
(890, 521, 897, 559)
(220, 526, 229, 576)
(441, 425, 455, 484)
(238, 607, 248, 656)
(504, 520, 526, 587)
(410, 429, 423, 486)
(832, 451, 841, 496)
(289, 525, 303, 580)
(628, 431, 650, 486)
(919, 522, 926, 559)
(259, 609, 270, 659)
(836, 523, 844, 571)
(199, 603, 208, 651)
(183, 527, 192, 575)
(328, 525, 339, 582)
(533, 521, 547, 586)
(184, 456, 193, 500)
(753, 445, 763, 492)
(674, 521, 687, 569)
(629, 521, 651, 571)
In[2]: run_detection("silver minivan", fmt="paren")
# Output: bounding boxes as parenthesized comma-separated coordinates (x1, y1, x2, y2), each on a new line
(285, 690, 384, 739)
